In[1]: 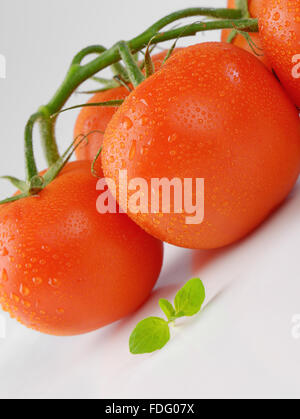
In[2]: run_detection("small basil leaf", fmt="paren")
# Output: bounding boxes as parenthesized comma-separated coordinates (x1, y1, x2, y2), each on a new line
(159, 299, 176, 321)
(174, 278, 205, 317)
(129, 317, 170, 355)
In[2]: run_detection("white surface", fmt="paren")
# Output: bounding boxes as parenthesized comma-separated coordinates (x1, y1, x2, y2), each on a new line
(1, 0, 300, 399)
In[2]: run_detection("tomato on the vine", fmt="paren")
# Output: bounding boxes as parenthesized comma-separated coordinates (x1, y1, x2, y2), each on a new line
(0, 161, 163, 336)
(74, 50, 181, 162)
(102, 42, 300, 250)
(222, 0, 270, 68)
(259, 0, 300, 107)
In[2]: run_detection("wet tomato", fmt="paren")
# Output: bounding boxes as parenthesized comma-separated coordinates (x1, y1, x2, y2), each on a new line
(102, 43, 300, 249)
(259, 0, 300, 107)
(74, 50, 181, 162)
(0, 161, 163, 336)
(222, 0, 270, 68)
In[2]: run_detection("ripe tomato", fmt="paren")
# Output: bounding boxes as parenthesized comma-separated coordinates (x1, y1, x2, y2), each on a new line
(222, 0, 270, 68)
(0, 161, 163, 336)
(259, 0, 300, 107)
(75, 86, 129, 161)
(102, 43, 300, 250)
(74, 50, 181, 162)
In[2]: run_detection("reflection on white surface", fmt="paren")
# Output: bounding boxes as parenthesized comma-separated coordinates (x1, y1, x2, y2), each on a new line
(0, 183, 300, 399)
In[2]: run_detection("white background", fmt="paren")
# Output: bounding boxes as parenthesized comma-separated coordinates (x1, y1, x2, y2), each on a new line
(1, 0, 300, 399)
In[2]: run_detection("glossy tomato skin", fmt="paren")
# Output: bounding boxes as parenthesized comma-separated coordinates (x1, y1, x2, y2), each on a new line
(222, 0, 270, 68)
(0, 161, 163, 336)
(74, 50, 181, 162)
(102, 43, 300, 250)
(75, 86, 130, 162)
(259, 0, 300, 107)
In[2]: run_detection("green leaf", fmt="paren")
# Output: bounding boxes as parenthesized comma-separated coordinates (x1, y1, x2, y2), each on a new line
(129, 317, 170, 355)
(174, 278, 205, 317)
(159, 299, 176, 321)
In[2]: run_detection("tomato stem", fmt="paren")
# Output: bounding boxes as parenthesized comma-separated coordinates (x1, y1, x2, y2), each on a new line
(38, 106, 60, 166)
(24, 113, 40, 182)
(118, 41, 145, 87)
(23, 7, 258, 185)
(235, 1, 250, 18)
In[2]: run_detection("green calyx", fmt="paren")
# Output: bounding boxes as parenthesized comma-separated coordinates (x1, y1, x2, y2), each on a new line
(0, 134, 88, 205)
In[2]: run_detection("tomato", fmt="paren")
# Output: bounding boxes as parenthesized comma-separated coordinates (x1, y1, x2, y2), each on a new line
(102, 42, 300, 250)
(222, 0, 270, 68)
(75, 87, 129, 162)
(74, 50, 181, 162)
(259, 0, 300, 107)
(0, 161, 163, 336)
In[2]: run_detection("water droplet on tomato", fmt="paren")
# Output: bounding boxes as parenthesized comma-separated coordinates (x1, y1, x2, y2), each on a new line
(48, 278, 60, 288)
(56, 308, 65, 315)
(123, 117, 133, 130)
(19, 284, 30, 297)
(0, 247, 9, 256)
(1, 269, 8, 282)
(32, 277, 42, 285)
(129, 141, 137, 160)
(168, 134, 177, 143)
(22, 300, 31, 308)
(10, 293, 20, 303)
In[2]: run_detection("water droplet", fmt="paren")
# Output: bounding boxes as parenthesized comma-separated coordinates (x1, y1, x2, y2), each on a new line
(56, 308, 65, 315)
(11, 293, 20, 303)
(123, 117, 133, 130)
(129, 141, 137, 160)
(48, 278, 60, 288)
(1, 269, 8, 282)
(168, 134, 177, 143)
(32, 277, 43, 285)
(0, 247, 9, 256)
(19, 284, 30, 297)
(22, 300, 31, 308)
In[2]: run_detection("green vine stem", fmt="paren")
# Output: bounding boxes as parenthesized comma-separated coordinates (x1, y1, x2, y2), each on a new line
(25, 7, 258, 169)
(235, 0, 250, 18)
(38, 106, 60, 166)
(24, 113, 40, 182)
(118, 41, 145, 87)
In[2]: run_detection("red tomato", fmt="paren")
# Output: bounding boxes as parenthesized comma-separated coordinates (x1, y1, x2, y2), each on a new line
(222, 0, 270, 68)
(0, 161, 163, 336)
(102, 43, 300, 250)
(74, 50, 181, 162)
(259, 0, 300, 107)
